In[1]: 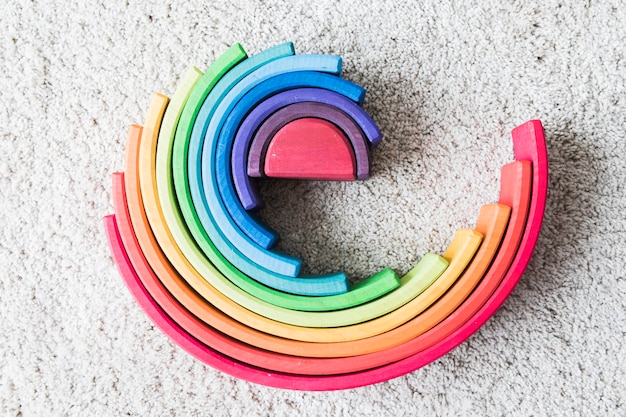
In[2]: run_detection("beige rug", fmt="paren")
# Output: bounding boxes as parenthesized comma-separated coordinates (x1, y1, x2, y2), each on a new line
(1, 0, 625, 415)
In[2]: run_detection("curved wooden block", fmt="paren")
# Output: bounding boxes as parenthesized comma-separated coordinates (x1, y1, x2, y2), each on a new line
(363, 124, 544, 384)
(154, 66, 202, 228)
(106, 213, 424, 382)
(115, 160, 409, 363)
(123, 103, 495, 341)
(232, 87, 379, 210)
(127, 100, 378, 330)
(106, 171, 510, 375)
(266, 228, 479, 342)
(104, 35, 547, 387)
(299, 162, 528, 361)
(120, 130, 482, 342)
(413, 161, 532, 349)
(106, 207, 298, 373)
(148, 98, 347, 298)
(140, 68, 199, 270)
(177, 52, 363, 295)
(256, 180, 520, 359)
(109, 189, 398, 375)
(112, 169, 358, 362)
(271, 161, 525, 356)
(168, 45, 349, 295)
(245, 101, 369, 181)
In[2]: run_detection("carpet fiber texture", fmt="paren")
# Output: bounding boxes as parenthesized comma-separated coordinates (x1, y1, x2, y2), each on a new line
(1, 0, 625, 415)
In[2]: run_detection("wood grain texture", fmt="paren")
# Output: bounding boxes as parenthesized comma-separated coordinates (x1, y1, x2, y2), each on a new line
(103, 35, 547, 389)
(105, 175, 509, 377)
(112, 170, 366, 360)
(141, 87, 358, 305)
(166, 46, 351, 295)
(264, 117, 357, 180)
(273, 203, 513, 373)
(104, 202, 495, 378)
(104, 215, 336, 385)
(125, 98, 526, 335)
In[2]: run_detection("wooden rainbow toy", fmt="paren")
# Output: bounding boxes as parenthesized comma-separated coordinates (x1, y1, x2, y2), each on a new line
(103, 42, 548, 391)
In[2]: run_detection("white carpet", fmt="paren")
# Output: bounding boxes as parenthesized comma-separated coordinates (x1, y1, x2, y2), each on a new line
(1, 0, 625, 415)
